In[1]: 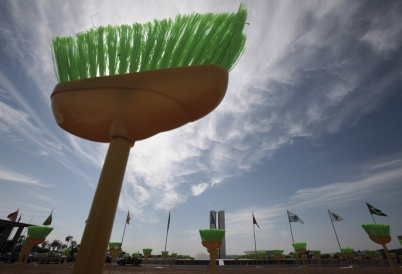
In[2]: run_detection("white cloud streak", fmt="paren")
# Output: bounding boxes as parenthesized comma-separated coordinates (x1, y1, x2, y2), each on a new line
(0, 166, 45, 186)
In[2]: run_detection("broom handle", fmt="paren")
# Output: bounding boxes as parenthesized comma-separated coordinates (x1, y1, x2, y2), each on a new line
(73, 137, 131, 274)
(382, 244, 397, 274)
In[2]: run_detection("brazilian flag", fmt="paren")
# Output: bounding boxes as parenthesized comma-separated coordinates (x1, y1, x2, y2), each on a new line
(366, 202, 387, 217)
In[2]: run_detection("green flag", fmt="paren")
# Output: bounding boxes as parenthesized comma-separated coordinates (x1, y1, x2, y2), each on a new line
(366, 202, 387, 217)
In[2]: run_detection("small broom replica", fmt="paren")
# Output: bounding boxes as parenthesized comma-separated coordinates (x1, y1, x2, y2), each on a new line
(361, 224, 397, 274)
(14, 226, 54, 274)
(199, 229, 226, 274)
(50, 5, 247, 274)
(292, 242, 308, 274)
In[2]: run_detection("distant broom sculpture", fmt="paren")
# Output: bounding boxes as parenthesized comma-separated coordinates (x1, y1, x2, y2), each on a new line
(292, 242, 308, 274)
(50, 4, 247, 274)
(199, 229, 226, 274)
(361, 224, 397, 274)
(108, 242, 122, 274)
(14, 226, 53, 274)
(142, 248, 153, 274)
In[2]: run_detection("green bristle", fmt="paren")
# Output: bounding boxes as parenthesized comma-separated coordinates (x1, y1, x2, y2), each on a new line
(329, 254, 334, 258)
(374, 252, 381, 255)
(143, 248, 152, 254)
(361, 224, 390, 236)
(172, 253, 177, 256)
(74, 252, 78, 257)
(22, 239, 27, 246)
(63, 249, 71, 255)
(364, 250, 373, 255)
(292, 242, 307, 250)
(292, 252, 298, 256)
(342, 248, 353, 253)
(52, 252, 58, 256)
(258, 251, 265, 255)
(302, 254, 307, 258)
(97, 27, 106, 77)
(313, 250, 321, 254)
(161, 251, 169, 255)
(117, 25, 132, 74)
(389, 253, 396, 257)
(108, 242, 122, 249)
(51, 4, 247, 83)
(272, 250, 283, 255)
(399, 240, 402, 245)
(86, 29, 98, 78)
(27, 226, 53, 238)
(177, 255, 182, 259)
(199, 229, 226, 241)
(132, 253, 139, 257)
(106, 25, 118, 75)
(77, 33, 89, 79)
(124, 253, 130, 258)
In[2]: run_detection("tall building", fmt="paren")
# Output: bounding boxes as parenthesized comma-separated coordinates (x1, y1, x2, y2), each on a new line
(209, 210, 226, 259)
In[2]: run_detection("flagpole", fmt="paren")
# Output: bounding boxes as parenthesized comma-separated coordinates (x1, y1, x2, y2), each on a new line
(371, 214, 376, 224)
(23, 216, 34, 237)
(252, 211, 257, 254)
(287, 210, 295, 243)
(328, 210, 342, 253)
(121, 211, 129, 245)
(164, 211, 170, 251)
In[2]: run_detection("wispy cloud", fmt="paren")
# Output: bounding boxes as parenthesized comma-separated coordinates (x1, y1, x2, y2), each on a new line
(191, 183, 209, 196)
(0, 165, 49, 186)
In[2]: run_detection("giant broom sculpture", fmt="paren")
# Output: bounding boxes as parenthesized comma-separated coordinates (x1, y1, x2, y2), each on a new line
(50, 4, 247, 274)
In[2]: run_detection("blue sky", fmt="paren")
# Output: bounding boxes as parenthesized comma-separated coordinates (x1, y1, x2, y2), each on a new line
(1, 0, 401, 256)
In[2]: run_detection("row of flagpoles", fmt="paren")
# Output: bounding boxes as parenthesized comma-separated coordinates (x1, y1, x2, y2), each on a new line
(252, 202, 389, 253)
(5, 201, 388, 254)
(6, 209, 53, 226)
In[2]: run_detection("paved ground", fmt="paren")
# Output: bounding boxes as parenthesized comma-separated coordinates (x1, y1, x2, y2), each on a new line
(1, 263, 401, 274)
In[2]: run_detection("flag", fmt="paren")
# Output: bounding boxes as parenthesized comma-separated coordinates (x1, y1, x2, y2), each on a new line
(366, 202, 387, 217)
(210, 212, 216, 228)
(17, 214, 22, 223)
(253, 213, 260, 229)
(7, 209, 19, 222)
(166, 211, 170, 233)
(126, 211, 131, 225)
(328, 210, 343, 221)
(287, 210, 304, 224)
(43, 210, 53, 226)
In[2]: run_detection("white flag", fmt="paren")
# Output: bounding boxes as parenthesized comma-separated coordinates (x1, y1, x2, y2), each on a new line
(287, 210, 304, 224)
(328, 210, 343, 221)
